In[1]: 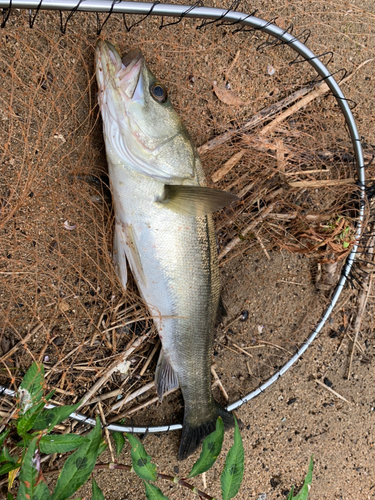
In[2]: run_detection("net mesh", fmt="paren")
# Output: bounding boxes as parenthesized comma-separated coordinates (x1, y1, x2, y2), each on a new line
(0, 1, 374, 426)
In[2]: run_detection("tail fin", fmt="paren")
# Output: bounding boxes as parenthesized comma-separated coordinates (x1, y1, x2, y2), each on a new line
(178, 404, 235, 461)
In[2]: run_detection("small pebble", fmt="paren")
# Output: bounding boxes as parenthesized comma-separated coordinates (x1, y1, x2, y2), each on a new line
(323, 377, 333, 388)
(239, 310, 249, 322)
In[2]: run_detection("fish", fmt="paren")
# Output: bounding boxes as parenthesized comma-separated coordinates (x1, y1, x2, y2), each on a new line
(95, 40, 238, 460)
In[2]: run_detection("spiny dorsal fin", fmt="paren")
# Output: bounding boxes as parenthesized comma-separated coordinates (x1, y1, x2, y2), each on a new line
(157, 185, 239, 217)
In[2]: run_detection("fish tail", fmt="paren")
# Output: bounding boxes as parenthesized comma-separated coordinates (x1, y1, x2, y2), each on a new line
(178, 404, 235, 461)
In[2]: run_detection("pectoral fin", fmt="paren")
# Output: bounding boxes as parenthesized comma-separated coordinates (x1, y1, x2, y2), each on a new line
(155, 349, 179, 400)
(157, 185, 239, 216)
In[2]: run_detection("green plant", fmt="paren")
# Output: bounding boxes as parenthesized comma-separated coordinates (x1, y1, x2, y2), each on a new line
(286, 456, 314, 500)
(0, 362, 245, 499)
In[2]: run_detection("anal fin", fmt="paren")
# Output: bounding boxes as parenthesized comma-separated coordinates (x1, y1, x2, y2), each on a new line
(155, 349, 179, 400)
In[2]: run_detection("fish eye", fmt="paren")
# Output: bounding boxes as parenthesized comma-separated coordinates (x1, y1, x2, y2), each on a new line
(150, 83, 168, 103)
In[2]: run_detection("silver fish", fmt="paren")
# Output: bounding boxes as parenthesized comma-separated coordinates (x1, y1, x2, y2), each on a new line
(95, 41, 237, 459)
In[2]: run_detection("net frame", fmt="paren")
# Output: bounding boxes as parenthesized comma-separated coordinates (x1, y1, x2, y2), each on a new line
(0, 0, 366, 435)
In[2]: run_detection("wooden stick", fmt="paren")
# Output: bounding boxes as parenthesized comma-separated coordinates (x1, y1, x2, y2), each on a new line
(77, 334, 149, 410)
(0, 323, 43, 362)
(211, 366, 229, 401)
(255, 232, 271, 260)
(260, 58, 374, 136)
(88, 389, 122, 405)
(232, 343, 253, 359)
(98, 402, 115, 463)
(139, 340, 160, 377)
(285, 169, 331, 176)
(110, 381, 156, 412)
(315, 379, 350, 404)
(288, 178, 355, 188)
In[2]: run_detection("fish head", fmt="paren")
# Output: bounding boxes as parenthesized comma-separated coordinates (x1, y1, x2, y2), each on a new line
(95, 40, 196, 182)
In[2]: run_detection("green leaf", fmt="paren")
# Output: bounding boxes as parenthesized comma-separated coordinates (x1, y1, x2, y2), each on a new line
(0, 429, 10, 449)
(17, 399, 47, 436)
(7, 493, 15, 500)
(33, 401, 82, 432)
(143, 481, 170, 500)
(0, 462, 21, 475)
(34, 481, 52, 500)
(189, 417, 224, 478)
(112, 431, 125, 458)
(18, 363, 44, 413)
(0, 444, 15, 464)
(125, 433, 157, 482)
(17, 436, 39, 499)
(92, 478, 105, 500)
(51, 417, 102, 500)
(39, 434, 89, 455)
(220, 417, 244, 500)
(97, 439, 108, 457)
(287, 486, 295, 500)
(291, 456, 314, 500)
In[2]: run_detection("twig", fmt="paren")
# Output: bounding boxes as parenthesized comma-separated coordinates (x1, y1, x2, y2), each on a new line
(98, 402, 115, 463)
(347, 273, 373, 379)
(219, 201, 278, 260)
(288, 178, 355, 188)
(139, 340, 160, 377)
(202, 471, 207, 490)
(255, 232, 270, 260)
(225, 49, 241, 80)
(285, 169, 331, 176)
(198, 83, 322, 155)
(0, 323, 43, 363)
(255, 340, 292, 354)
(260, 58, 373, 136)
(315, 379, 350, 404)
(77, 334, 149, 410)
(110, 381, 155, 413)
(267, 213, 324, 222)
(232, 343, 253, 359)
(211, 365, 229, 401)
(88, 389, 122, 405)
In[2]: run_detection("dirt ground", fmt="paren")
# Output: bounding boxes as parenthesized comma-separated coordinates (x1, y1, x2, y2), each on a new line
(1, 0, 375, 499)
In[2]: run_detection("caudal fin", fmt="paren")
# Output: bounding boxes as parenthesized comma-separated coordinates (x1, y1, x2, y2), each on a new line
(178, 404, 235, 461)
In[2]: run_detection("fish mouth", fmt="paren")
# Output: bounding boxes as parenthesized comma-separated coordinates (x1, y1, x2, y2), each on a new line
(96, 41, 144, 100)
